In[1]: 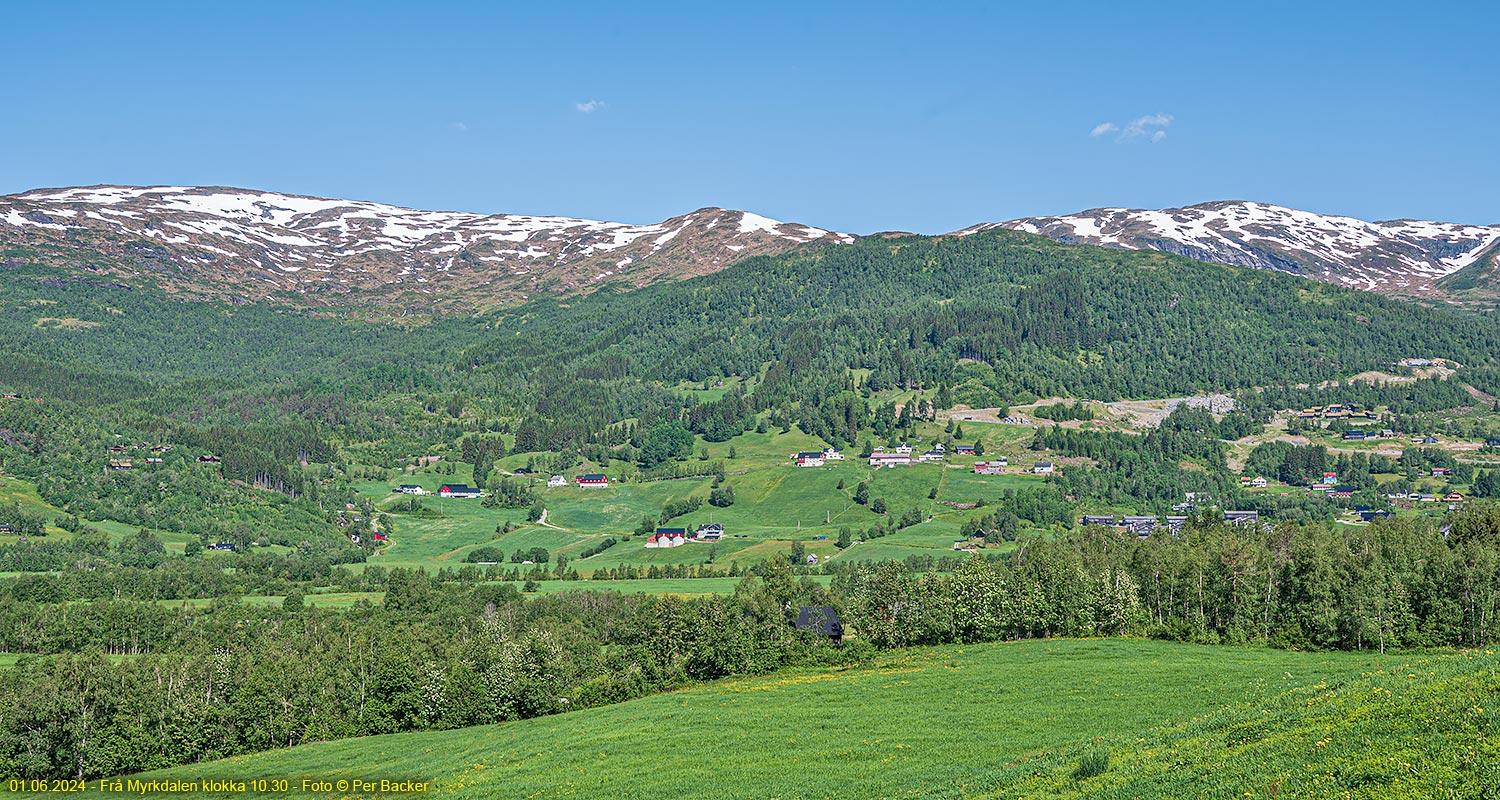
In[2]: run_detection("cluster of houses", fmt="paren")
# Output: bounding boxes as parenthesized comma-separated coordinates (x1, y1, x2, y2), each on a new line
(1340, 429, 1402, 442)
(792, 448, 844, 467)
(1062, 509, 1265, 538)
(645, 523, 725, 547)
(1080, 514, 1189, 536)
(1303, 472, 1356, 498)
(1387, 490, 1466, 506)
(104, 443, 177, 471)
(1293, 403, 1378, 421)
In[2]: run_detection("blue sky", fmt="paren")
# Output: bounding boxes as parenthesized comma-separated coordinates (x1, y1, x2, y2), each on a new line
(3, 0, 1495, 233)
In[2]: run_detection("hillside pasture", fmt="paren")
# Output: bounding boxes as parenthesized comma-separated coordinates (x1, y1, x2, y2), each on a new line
(121, 639, 1498, 799)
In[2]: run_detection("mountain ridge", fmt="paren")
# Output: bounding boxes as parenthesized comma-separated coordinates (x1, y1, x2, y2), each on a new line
(5, 185, 1499, 312)
(0, 185, 851, 312)
(974, 200, 1500, 302)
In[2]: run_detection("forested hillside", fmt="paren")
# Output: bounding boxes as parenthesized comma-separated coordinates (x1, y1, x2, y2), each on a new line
(462, 230, 1500, 452)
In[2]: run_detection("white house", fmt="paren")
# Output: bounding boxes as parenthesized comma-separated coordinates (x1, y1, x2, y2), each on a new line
(1032, 462, 1054, 474)
(547, 475, 568, 487)
(869, 450, 911, 468)
(821, 448, 844, 461)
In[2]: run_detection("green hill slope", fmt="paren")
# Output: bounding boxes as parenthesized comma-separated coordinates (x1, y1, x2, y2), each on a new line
(119, 639, 1497, 799)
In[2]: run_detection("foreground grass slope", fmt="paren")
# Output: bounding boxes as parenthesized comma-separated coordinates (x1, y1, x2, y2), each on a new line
(124, 640, 1498, 799)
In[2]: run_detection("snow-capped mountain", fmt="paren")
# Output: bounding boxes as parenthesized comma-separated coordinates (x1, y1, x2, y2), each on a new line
(0, 186, 852, 311)
(969, 201, 1500, 298)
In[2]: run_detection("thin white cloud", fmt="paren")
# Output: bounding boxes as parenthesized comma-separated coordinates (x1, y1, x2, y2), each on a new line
(451, 122, 470, 132)
(575, 99, 605, 114)
(1091, 113, 1173, 143)
(1122, 113, 1173, 141)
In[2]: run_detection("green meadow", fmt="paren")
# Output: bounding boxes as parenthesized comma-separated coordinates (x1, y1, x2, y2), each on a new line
(352, 423, 1048, 575)
(120, 639, 1499, 799)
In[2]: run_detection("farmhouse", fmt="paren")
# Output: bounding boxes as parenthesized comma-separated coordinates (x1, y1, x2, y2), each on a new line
(576, 474, 610, 487)
(821, 448, 844, 461)
(109, 459, 133, 470)
(954, 444, 976, 456)
(1432, 467, 1453, 477)
(973, 460, 1006, 475)
(918, 449, 945, 462)
(1164, 516, 1188, 535)
(396, 484, 425, 495)
(547, 475, 568, 487)
(438, 484, 482, 498)
(1122, 515, 1157, 533)
(1249, 476, 1268, 488)
(1224, 510, 1259, 525)
(1330, 486, 1355, 499)
(1081, 515, 1115, 527)
(1417, 435, 1439, 445)
(1032, 462, 1054, 474)
(1445, 492, 1465, 503)
(793, 606, 844, 644)
(198, 455, 221, 463)
(892, 443, 914, 455)
(869, 450, 911, 468)
(1382, 429, 1399, 439)
(694, 523, 724, 541)
(795, 452, 825, 467)
(1342, 430, 1367, 441)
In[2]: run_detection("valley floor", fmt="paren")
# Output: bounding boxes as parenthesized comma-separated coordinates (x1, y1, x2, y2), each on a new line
(112, 639, 1497, 799)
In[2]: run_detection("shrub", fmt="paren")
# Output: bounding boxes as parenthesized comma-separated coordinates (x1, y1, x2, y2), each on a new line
(1072, 744, 1110, 780)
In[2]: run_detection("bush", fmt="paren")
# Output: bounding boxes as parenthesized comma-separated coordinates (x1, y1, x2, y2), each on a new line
(1072, 745, 1110, 780)
(282, 590, 305, 613)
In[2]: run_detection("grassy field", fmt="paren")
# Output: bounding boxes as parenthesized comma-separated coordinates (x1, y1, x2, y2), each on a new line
(118, 639, 1498, 799)
(347, 423, 1044, 573)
